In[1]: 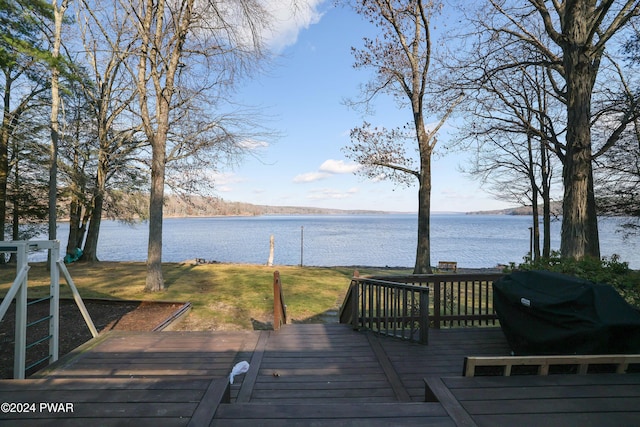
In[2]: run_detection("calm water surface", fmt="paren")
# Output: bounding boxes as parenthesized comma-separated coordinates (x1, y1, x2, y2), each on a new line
(31, 214, 640, 269)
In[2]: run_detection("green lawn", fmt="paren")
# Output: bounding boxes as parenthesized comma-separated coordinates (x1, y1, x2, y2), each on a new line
(0, 262, 410, 330)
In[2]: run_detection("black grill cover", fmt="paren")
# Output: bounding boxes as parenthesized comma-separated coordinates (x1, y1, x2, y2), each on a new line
(493, 270, 640, 355)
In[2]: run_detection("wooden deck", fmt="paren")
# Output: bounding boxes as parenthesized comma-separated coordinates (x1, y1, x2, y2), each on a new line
(1, 324, 639, 426)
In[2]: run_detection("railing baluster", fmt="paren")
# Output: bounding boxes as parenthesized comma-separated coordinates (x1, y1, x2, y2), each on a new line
(420, 290, 429, 344)
(477, 279, 482, 327)
(375, 283, 381, 331)
(458, 282, 467, 326)
(384, 285, 389, 336)
(341, 273, 501, 343)
(433, 278, 441, 330)
(470, 280, 475, 327)
(360, 281, 366, 329)
(393, 287, 398, 337)
(353, 280, 359, 330)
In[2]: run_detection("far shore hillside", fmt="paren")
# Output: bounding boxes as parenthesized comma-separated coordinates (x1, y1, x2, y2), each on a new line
(61, 193, 539, 220)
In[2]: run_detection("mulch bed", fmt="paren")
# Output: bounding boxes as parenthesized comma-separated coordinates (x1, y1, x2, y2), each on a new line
(0, 299, 184, 379)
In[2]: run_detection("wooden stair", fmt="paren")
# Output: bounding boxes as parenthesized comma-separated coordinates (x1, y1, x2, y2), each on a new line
(213, 402, 453, 426)
(213, 323, 456, 425)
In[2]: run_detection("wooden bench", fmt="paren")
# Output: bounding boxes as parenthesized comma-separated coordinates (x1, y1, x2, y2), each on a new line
(437, 261, 457, 272)
(463, 354, 640, 376)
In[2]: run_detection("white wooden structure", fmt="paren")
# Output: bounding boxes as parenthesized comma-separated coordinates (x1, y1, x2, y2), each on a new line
(0, 241, 97, 379)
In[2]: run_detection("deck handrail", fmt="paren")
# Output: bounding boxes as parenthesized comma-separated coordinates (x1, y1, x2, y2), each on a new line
(463, 354, 640, 376)
(273, 271, 287, 331)
(340, 274, 430, 344)
(0, 241, 97, 379)
(370, 273, 504, 329)
(340, 272, 504, 334)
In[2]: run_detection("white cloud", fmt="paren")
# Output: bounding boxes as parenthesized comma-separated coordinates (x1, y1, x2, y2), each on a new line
(307, 187, 359, 200)
(237, 139, 269, 150)
(294, 158, 360, 184)
(293, 171, 331, 183)
(319, 159, 360, 174)
(210, 171, 246, 185)
(263, 0, 326, 52)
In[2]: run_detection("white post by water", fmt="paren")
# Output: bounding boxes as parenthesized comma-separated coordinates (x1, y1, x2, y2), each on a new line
(300, 226, 304, 267)
(267, 235, 274, 267)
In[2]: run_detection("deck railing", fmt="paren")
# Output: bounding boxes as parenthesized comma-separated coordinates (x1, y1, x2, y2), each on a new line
(340, 273, 430, 344)
(378, 273, 504, 328)
(273, 271, 287, 331)
(0, 241, 98, 379)
(340, 272, 504, 343)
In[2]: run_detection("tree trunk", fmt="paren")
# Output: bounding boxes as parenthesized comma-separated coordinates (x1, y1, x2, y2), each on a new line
(82, 144, 109, 262)
(82, 193, 103, 262)
(414, 146, 432, 274)
(48, 0, 68, 244)
(560, 37, 600, 260)
(10, 158, 19, 263)
(540, 140, 552, 258)
(145, 132, 166, 292)
(66, 138, 82, 257)
(66, 198, 81, 255)
(531, 190, 541, 262)
(0, 82, 10, 246)
(527, 134, 541, 261)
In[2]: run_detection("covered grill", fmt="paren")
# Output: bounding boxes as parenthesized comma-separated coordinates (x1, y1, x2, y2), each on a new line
(493, 270, 640, 355)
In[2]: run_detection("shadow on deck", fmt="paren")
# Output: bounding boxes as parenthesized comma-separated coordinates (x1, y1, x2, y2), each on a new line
(0, 324, 638, 426)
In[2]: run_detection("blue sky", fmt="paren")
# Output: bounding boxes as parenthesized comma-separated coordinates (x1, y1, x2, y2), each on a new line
(216, 1, 516, 213)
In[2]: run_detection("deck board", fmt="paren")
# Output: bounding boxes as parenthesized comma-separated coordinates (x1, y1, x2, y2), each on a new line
(0, 330, 259, 425)
(213, 402, 455, 427)
(248, 324, 398, 404)
(0, 323, 638, 425)
(437, 374, 640, 427)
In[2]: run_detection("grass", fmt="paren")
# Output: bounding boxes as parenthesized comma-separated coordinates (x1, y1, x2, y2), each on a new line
(0, 262, 411, 330)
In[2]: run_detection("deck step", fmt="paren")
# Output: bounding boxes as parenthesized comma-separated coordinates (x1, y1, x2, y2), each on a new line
(213, 402, 455, 426)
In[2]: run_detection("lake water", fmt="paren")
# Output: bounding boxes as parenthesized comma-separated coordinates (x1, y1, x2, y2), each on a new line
(30, 214, 640, 269)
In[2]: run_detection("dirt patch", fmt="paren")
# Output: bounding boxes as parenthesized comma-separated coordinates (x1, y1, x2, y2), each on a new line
(0, 299, 184, 379)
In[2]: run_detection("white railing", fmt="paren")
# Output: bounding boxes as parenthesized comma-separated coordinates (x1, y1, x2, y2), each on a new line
(0, 241, 97, 379)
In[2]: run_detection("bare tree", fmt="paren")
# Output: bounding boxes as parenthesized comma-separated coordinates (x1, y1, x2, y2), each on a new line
(592, 27, 640, 234)
(453, 32, 563, 260)
(596, 118, 640, 233)
(455, 0, 640, 262)
(344, 0, 462, 274)
(47, 0, 70, 246)
(127, 0, 269, 291)
(72, 0, 144, 262)
(57, 73, 96, 258)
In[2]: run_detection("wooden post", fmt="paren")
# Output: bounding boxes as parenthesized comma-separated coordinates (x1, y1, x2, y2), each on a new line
(419, 289, 429, 345)
(432, 278, 441, 329)
(49, 243, 60, 363)
(267, 235, 274, 267)
(351, 280, 359, 330)
(299, 226, 304, 266)
(273, 271, 285, 330)
(14, 243, 27, 379)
